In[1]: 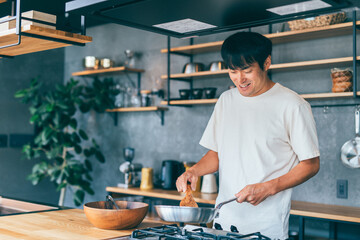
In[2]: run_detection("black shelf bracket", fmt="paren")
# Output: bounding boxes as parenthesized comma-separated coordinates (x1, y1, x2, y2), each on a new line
(154, 110, 165, 126)
(352, 10, 358, 98)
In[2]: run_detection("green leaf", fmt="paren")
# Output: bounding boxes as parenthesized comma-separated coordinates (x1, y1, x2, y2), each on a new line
(85, 159, 92, 171)
(14, 89, 27, 98)
(95, 151, 105, 163)
(84, 149, 92, 157)
(30, 114, 40, 124)
(74, 190, 85, 206)
(74, 145, 82, 154)
(56, 182, 67, 191)
(78, 129, 88, 140)
(69, 119, 77, 129)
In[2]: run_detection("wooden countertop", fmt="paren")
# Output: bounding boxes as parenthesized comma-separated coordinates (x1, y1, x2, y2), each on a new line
(107, 186, 360, 224)
(0, 209, 165, 240)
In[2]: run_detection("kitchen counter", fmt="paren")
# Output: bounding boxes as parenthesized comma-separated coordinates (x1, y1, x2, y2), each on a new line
(106, 186, 360, 223)
(0, 209, 166, 239)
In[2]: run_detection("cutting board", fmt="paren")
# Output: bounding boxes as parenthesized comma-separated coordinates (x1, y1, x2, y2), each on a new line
(0, 209, 165, 240)
(0, 10, 56, 32)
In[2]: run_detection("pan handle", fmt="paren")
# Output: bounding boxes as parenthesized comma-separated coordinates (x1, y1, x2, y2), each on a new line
(356, 110, 360, 137)
(215, 197, 237, 210)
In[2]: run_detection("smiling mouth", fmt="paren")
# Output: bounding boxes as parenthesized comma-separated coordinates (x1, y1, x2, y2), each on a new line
(239, 83, 251, 88)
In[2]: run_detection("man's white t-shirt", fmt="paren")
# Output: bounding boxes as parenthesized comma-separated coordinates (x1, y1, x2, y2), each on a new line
(199, 83, 320, 240)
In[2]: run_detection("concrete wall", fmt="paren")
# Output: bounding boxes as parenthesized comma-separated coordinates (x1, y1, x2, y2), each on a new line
(62, 11, 360, 238)
(0, 48, 64, 205)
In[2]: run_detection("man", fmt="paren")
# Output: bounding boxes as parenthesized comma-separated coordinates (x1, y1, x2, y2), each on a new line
(176, 32, 320, 239)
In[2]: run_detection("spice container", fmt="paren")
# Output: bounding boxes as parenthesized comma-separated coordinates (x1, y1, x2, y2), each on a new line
(140, 90, 152, 107)
(331, 68, 353, 93)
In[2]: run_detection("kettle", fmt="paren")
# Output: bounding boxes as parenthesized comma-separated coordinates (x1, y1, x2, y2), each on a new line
(161, 160, 185, 190)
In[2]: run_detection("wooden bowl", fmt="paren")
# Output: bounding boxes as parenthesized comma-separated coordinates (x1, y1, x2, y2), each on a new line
(83, 201, 149, 230)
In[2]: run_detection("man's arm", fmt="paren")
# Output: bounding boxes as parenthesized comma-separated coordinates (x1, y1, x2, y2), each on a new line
(176, 150, 219, 192)
(236, 156, 320, 206)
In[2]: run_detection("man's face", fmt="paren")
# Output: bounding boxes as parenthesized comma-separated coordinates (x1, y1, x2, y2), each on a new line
(228, 57, 271, 97)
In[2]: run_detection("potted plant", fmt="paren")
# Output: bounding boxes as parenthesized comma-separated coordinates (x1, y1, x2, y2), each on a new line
(15, 78, 119, 206)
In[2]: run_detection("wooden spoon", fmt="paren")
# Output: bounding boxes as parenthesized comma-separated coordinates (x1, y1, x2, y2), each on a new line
(180, 184, 198, 207)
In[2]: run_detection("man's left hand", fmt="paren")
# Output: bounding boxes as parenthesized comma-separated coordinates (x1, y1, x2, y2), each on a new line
(235, 182, 273, 206)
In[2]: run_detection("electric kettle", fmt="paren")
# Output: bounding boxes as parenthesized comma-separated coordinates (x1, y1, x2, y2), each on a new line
(160, 160, 185, 190)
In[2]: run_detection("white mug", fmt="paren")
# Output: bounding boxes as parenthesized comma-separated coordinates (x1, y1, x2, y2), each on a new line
(201, 173, 218, 193)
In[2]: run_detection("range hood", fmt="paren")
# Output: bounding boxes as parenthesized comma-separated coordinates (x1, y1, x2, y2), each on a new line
(66, 0, 359, 38)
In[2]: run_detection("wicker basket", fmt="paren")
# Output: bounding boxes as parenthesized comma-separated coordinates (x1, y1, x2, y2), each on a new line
(288, 12, 346, 31)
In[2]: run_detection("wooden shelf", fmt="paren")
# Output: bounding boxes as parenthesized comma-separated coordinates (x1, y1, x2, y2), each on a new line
(160, 92, 360, 106)
(72, 66, 145, 76)
(0, 25, 92, 57)
(161, 21, 360, 54)
(161, 99, 218, 105)
(106, 106, 168, 112)
(161, 56, 360, 79)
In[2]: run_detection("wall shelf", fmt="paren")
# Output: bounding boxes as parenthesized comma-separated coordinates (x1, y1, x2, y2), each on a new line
(106, 107, 168, 126)
(161, 92, 360, 106)
(161, 99, 218, 105)
(161, 21, 360, 54)
(72, 66, 145, 76)
(0, 25, 92, 57)
(106, 106, 168, 112)
(161, 56, 360, 79)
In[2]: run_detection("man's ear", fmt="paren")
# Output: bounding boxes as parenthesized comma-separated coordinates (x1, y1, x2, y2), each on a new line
(264, 56, 271, 71)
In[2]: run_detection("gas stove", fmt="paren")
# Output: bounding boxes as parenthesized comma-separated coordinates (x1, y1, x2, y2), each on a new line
(111, 224, 271, 240)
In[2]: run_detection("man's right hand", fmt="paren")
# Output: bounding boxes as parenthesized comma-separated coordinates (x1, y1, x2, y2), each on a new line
(176, 169, 198, 192)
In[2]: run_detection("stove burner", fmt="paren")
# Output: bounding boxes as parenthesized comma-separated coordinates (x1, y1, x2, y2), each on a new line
(130, 224, 271, 240)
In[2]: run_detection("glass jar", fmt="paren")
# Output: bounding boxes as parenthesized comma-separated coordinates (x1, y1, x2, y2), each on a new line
(131, 88, 141, 107)
(140, 90, 152, 107)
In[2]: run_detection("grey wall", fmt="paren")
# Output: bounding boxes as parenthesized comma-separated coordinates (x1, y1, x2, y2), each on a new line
(0, 48, 64, 205)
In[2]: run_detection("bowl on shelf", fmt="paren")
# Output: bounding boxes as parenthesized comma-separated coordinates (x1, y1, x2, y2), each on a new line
(83, 200, 148, 230)
(204, 88, 217, 99)
(183, 63, 204, 74)
(209, 61, 226, 71)
(191, 88, 203, 99)
(179, 89, 191, 99)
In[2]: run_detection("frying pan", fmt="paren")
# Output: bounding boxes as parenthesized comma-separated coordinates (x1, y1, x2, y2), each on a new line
(155, 197, 237, 223)
(341, 110, 360, 168)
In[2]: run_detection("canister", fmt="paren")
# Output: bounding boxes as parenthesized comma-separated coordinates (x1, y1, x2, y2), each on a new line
(140, 167, 154, 190)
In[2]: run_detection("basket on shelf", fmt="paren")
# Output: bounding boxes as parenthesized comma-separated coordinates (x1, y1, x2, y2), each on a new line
(331, 68, 353, 93)
(288, 12, 346, 31)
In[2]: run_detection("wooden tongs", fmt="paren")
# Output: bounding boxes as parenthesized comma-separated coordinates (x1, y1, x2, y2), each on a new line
(180, 184, 198, 207)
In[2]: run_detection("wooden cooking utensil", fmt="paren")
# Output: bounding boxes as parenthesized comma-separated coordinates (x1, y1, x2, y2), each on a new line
(180, 184, 198, 207)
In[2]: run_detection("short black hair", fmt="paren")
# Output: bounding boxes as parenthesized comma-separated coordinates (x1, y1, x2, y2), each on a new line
(221, 32, 272, 70)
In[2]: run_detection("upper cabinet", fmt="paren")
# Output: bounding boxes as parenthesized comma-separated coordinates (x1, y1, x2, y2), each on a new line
(161, 17, 360, 106)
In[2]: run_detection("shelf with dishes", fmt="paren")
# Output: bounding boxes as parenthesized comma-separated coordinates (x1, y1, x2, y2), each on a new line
(160, 92, 360, 106)
(0, 25, 92, 57)
(161, 21, 360, 54)
(161, 56, 360, 80)
(72, 66, 145, 77)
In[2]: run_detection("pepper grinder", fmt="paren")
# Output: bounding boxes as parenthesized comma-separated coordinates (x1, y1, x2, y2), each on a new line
(118, 147, 142, 188)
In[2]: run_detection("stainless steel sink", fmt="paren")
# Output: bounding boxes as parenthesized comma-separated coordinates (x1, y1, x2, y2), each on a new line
(0, 197, 58, 216)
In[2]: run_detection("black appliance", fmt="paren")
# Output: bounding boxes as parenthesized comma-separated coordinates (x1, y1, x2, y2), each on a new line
(65, 0, 359, 38)
(110, 224, 271, 240)
(161, 160, 184, 190)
